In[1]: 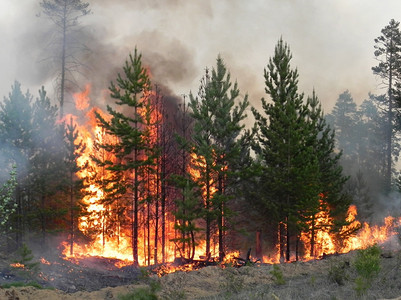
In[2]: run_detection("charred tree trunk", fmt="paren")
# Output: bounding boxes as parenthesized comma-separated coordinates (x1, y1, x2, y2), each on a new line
(286, 216, 290, 262)
(190, 224, 195, 261)
(154, 181, 159, 265)
(387, 45, 393, 194)
(70, 170, 74, 256)
(279, 222, 284, 263)
(255, 230, 262, 260)
(161, 176, 166, 264)
(41, 194, 46, 249)
(133, 162, 139, 267)
(205, 164, 211, 258)
(59, 3, 67, 119)
(147, 200, 151, 266)
(310, 215, 316, 258)
(218, 174, 224, 262)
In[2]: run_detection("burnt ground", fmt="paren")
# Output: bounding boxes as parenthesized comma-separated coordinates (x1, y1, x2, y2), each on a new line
(1, 243, 401, 299)
(0, 251, 141, 293)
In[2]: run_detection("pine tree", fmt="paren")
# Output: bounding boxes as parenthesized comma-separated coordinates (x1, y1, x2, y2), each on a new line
(0, 166, 17, 248)
(64, 117, 86, 255)
(326, 91, 358, 171)
(189, 56, 250, 261)
(305, 91, 350, 256)
(372, 19, 401, 193)
(252, 39, 345, 261)
(39, 0, 91, 118)
(0, 81, 34, 248)
(170, 175, 202, 261)
(30, 87, 66, 246)
(95, 49, 156, 266)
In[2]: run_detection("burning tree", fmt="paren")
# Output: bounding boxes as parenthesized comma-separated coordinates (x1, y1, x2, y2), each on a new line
(94, 49, 158, 266)
(64, 117, 86, 255)
(252, 39, 351, 261)
(188, 56, 251, 261)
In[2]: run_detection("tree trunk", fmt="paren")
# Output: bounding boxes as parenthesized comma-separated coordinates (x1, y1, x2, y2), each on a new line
(205, 168, 211, 258)
(70, 171, 74, 256)
(255, 230, 262, 260)
(279, 222, 284, 263)
(286, 216, 290, 262)
(133, 163, 139, 266)
(218, 174, 224, 262)
(310, 215, 316, 258)
(60, 3, 67, 119)
(387, 44, 393, 194)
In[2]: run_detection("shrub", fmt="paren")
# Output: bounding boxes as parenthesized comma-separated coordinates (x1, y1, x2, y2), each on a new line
(270, 264, 285, 285)
(353, 244, 381, 296)
(11, 243, 40, 279)
(118, 280, 161, 300)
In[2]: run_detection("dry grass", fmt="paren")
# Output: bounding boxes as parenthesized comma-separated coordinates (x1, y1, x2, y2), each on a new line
(2, 248, 401, 299)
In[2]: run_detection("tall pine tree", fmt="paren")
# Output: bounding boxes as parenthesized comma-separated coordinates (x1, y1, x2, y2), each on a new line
(189, 56, 250, 261)
(372, 19, 401, 193)
(95, 49, 156, 266)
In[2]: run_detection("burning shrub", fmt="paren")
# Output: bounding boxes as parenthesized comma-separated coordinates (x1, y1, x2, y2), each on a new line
(11, 243, 40, 279)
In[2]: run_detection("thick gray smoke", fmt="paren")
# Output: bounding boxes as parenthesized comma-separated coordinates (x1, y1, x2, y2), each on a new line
(2, 0, 401, 115)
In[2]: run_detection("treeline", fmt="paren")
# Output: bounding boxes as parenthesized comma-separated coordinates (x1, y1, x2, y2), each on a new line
(1, 18, 401, 264)
(326, 19, 401, 222)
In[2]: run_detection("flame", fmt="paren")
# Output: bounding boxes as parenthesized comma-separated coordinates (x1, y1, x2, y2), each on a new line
(10, 263, 24, 268)
(61, 84, 181, 267)
(40, 258, 51, 265)
(61, 83, 401, 270)
(73, 84, 91, 111)
(299, 203, 401, 260)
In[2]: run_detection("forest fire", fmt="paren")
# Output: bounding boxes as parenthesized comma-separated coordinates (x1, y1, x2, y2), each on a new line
(60, 83, 219, 269)
(58, 83, 401, 272)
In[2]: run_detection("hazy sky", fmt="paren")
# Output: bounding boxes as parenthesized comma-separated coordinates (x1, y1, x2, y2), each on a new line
(1, 0, 401, 114)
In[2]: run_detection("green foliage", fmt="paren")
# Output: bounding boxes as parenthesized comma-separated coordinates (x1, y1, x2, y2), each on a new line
(94, 48, 157, 264)
(170, 175, 202, 260)
(0, 82, 70, 247)
(12, 243, 40, 279)
(118, 280, 161, 300)
(353, 244, 381, 296)
(270, 264, 285, 285)
(118, 288, 158, 300)
(252, 39, 350, 261)
(188, 55, 251, 260)
(0, 165, 17, 235)
(372, 19, 401, 193)
(0, 281, 43, 289)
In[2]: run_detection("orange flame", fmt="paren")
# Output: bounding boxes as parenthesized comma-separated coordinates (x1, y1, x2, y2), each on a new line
(62, 84, 401, 270)
(73, 84, 91, 111)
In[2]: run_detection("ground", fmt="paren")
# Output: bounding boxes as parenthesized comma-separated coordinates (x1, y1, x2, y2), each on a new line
(1, 244, 401, 299)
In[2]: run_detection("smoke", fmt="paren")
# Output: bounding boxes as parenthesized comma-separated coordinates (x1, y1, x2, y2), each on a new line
(2, 0, 401, 114)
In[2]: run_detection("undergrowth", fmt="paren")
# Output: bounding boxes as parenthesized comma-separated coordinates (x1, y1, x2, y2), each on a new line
(118, 280, 161, 300)
(0, 281, 43, 289)
(270, 264, 285, 285)
(353, 244, 381, 296)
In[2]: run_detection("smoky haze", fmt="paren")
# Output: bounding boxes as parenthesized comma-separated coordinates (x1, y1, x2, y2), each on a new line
(1, 0, 401, 114)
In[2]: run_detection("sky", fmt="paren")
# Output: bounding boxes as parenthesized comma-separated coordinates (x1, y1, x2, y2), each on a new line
(0, 0, 401, 114)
